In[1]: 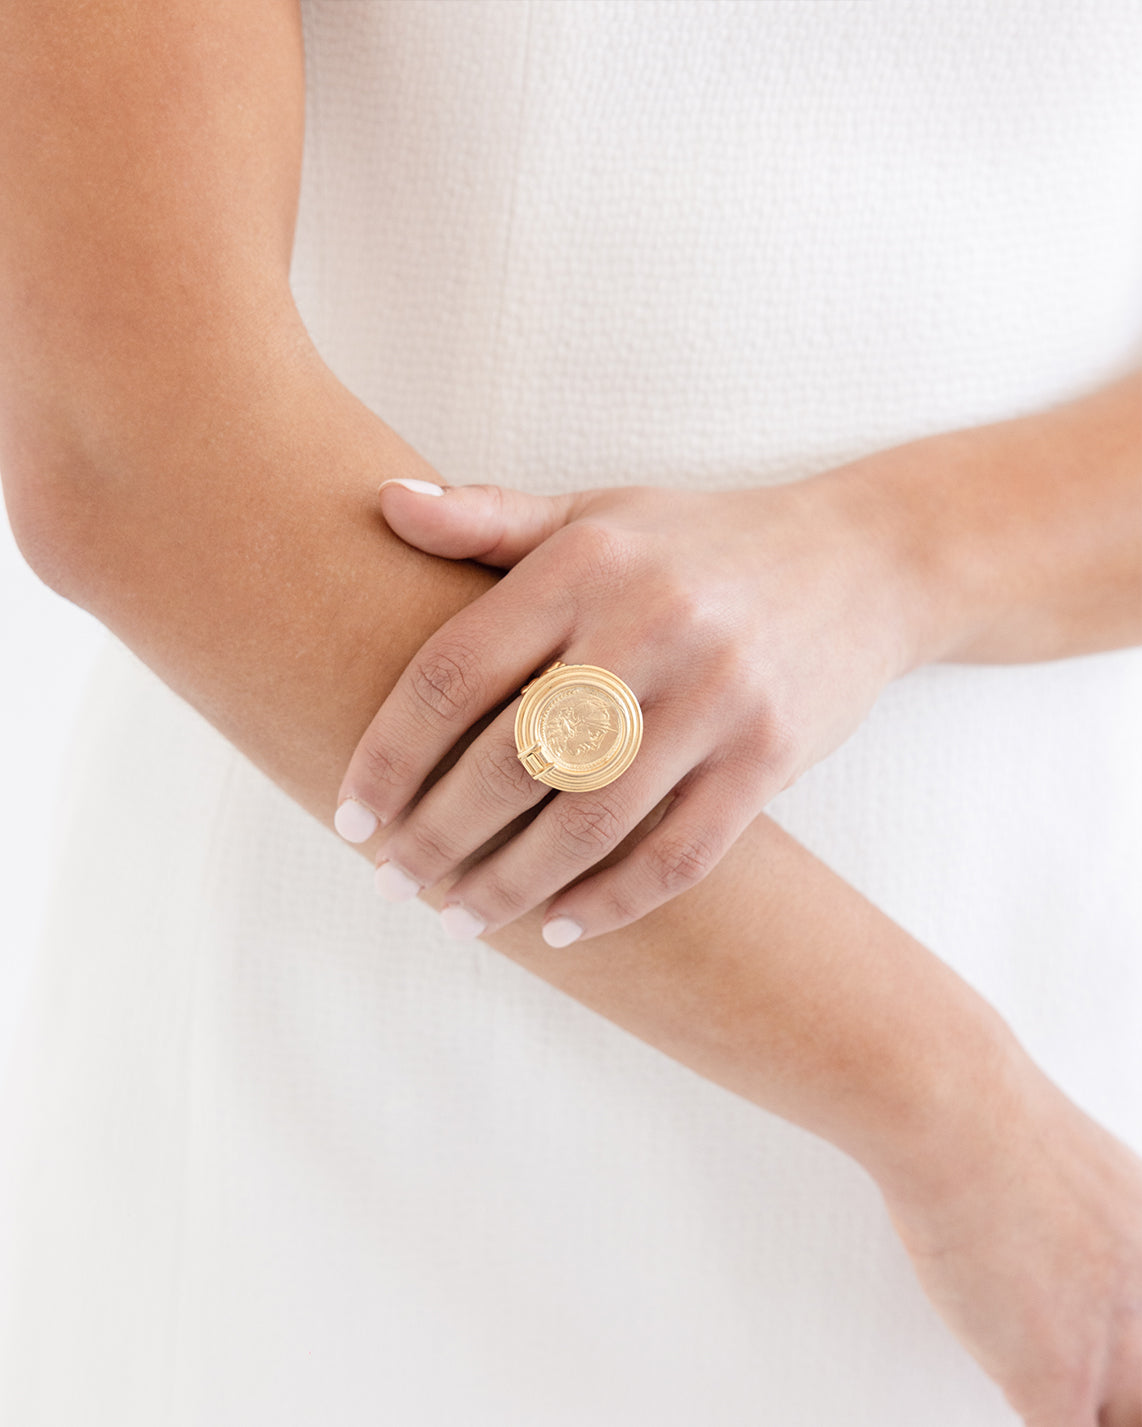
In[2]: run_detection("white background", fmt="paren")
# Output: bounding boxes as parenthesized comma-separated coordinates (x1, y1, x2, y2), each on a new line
(0, 504, 104, 1091)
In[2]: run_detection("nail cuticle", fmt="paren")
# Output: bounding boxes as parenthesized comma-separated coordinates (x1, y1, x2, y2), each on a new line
(374, 860, 422, 902)
(440, 904, 487, 940)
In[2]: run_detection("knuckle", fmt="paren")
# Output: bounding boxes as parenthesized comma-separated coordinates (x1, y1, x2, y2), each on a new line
(558, 520, 631, 591)
(594, 875, 642, 928)
(477, 863, 529, 920)
(553, 796, 624, 859)
(487, 482, 509, 525)
(645, 571, 704, 632)
(726, 685, 797, 787)
(410, 641, 481, 725)
(645, 826, 719, 895)
(359, 735, 417, 793)
(401, 817, 457, 873)
(752, 710, 798, 781)
(475, 738, 540, 809)
(699, 636, 765, 707)
(703, 637, 754, 696)
(642, 589, 754, 694)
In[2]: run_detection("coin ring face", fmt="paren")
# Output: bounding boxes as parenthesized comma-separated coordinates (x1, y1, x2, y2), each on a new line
(514, 663, 643, 792)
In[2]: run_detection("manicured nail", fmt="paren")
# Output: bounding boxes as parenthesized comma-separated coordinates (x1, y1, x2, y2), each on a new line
(542, 916, 583, 948)
(374, 861, 422, 902)
(379, 477, 445, 497)
(440, 904, 486, 940)
(334, 798, 379, 843)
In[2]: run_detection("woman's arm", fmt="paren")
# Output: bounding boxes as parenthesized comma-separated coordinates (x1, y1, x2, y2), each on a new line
(2, 6, 1139, 1413)
(858, 365, 1142, 665)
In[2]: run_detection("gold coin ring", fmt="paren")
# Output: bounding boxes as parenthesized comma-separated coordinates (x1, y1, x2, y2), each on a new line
(514, 661, 643, 792)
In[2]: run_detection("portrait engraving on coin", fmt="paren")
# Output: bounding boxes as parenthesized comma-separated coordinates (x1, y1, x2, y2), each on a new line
(538, 684, 623, 771)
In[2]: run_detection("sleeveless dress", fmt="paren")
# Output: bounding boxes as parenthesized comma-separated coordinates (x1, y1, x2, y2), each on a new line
(2, 4, 1141, 1423)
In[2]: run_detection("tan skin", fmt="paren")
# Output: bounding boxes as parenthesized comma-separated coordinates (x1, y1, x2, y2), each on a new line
(1, 3, 1140, 1422)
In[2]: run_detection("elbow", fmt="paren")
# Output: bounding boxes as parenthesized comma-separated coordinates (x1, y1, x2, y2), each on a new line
(1, 439, 103, 606)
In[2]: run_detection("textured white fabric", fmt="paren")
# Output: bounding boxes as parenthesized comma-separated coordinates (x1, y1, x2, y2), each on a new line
(2, 3, 1141, 1422)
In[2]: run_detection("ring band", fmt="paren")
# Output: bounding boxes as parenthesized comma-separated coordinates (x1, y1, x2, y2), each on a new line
(514, 661, 643, 792)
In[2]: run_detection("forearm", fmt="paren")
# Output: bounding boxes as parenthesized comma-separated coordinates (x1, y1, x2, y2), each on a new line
(828, 368, 1142, 666)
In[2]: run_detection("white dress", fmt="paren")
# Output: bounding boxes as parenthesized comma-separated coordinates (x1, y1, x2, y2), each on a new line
(2, 3, 1141, 1423)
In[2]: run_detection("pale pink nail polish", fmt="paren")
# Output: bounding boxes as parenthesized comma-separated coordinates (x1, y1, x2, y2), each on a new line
(334, 799, 379, 843)
(374, 861, 422, 902)
(378, 477, 445, 497)
(440, 905, 486, 940)
(542, 916, 583, 948)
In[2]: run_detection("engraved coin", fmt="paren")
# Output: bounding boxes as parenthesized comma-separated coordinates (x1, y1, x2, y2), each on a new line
(514, 663, 642, 792)
(540, 687, 621, 770)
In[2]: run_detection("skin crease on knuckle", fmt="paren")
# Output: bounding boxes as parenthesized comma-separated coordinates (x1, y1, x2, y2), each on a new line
(568, 791, 691, 929)
(397, 739, 539, 878)
(456, 795, 631, 930)
(358, 733, 418, 803)
(398, 815, 461, 880)
(408, 640, 484, 728)
(468, 861, 533, 926)
(587, 872, 644, 930)
(552, 794, 626, 862)
(644, 824, 720, 897)
(474, 735, 543, 812)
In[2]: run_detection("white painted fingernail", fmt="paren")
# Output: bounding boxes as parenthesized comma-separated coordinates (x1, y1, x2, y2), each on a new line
(374, 861, 422, 902)
(440, 904, 486, 940)
(335, 798, 379, 843)
(379, 477, 445, 497)
(542, 916, 583, 948)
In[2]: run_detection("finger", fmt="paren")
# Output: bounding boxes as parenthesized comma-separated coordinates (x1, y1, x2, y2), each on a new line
(378, 479, 580, 568)
(537, 763, 762, 946)
(434, 695, 709, 939)
(334, 571, 573, 839)
(370, 700, 552, 901)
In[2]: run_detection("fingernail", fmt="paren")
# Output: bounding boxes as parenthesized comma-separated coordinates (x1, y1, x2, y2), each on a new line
(542, 916, 583, 948)
(440, 904, 486, 940)
(379, 477, 445, 497)
(374, 861, 422, 902)
(334, 798, 379, 843)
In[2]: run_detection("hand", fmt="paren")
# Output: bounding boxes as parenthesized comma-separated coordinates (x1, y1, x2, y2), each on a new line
(884, 1062, 1142, 1426)
(335, 465, 931, 945)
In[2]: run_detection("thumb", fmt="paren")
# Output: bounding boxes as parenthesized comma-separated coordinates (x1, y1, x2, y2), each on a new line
(377, 478, 577, 567)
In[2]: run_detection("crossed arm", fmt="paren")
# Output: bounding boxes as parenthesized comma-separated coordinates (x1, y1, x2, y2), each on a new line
(3, 2, 1142, 1415)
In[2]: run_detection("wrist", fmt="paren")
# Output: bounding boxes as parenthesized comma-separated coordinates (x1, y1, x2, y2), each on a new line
(864, 998, 1036, 1228)
(808, 431, 989, 677)
(786, 444, 962, 685)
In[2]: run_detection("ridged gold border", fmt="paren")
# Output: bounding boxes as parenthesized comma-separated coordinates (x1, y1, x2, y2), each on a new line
(514, 663, 643, 792)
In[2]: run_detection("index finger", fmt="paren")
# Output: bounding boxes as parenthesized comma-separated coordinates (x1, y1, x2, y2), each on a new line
(334, 570, 572, 839)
